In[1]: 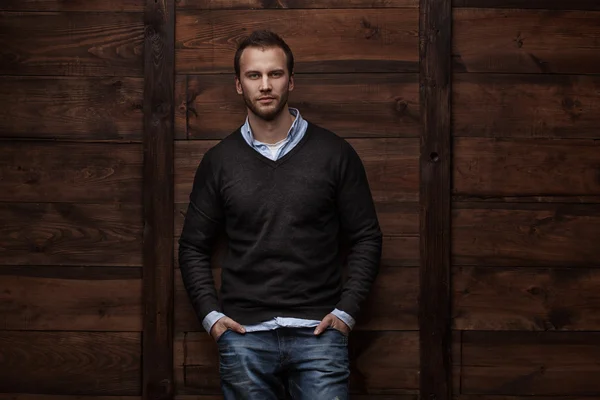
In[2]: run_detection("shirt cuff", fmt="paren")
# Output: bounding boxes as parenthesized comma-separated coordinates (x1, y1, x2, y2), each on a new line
(202, 311, 226, 334)
(332, 308, 355, 330)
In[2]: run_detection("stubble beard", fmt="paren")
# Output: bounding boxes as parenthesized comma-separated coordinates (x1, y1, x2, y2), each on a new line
(242, 88, 290, 122)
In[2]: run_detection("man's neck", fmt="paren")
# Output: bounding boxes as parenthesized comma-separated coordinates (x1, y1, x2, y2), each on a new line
(247, 107, 295, 145)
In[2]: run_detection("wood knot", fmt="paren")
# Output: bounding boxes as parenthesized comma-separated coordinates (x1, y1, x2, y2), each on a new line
(361, 18, 380, 40)
(395, 99, 408, 114)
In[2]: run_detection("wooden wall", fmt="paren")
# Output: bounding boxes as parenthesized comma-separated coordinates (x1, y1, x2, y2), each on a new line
(451, 1, 600, 398)
(172, 1, 421, 398)
(0, 1, 145, 398)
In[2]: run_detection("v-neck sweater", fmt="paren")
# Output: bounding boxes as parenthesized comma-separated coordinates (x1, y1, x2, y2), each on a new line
(178, 122, 383, 325)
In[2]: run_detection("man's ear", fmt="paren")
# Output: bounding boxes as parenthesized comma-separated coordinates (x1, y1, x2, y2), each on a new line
(288, 74, 295, 91)
(235, 76, 243, 95)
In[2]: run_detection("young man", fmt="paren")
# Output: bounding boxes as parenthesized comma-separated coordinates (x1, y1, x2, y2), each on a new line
(179, 30, 382, 399)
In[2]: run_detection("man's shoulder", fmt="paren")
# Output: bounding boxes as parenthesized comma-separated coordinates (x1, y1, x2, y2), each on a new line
(305, 121, 346, 148)
(203, 127, 244, 160)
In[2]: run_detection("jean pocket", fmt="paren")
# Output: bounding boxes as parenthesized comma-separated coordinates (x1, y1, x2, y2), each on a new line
(216, 329, 234, 344)
(327, 327, 349, 345)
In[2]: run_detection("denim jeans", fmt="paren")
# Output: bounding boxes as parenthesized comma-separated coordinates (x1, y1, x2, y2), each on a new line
(217, 327, 350, 400)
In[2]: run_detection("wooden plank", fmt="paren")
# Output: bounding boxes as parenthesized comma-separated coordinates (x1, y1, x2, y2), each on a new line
(142, 0, 175, 399)
(0, 266, 142, 331)
(453, 9, 600, 74)
(0, 142, 142, 203)
(456, 397, 600, 400)
(0, 77, 143, 140)
(0, 202, 142, 266)
(175, 396, 417, 400)
(174, 265, 418, 331)
(0, 331, 141, 395)
(0, 396, 141, 400)
(453, 74, 600, 139)
(175, 9, 418, 74)
(453, 0, 600, 10)
(0, 1, 144, 11)
(419, 0, 452, 397)
(453, 138, 600, 201)
(179, 74, 419, 139)
(174, 75, 188, 139)
(175, 331, 418, 395)
(174, 138, 419, 203)
(175, 201, 419, 238)
(0, 12, 143, 76)
(461, 331, 600, 395)
(452, 203, 600, 267)
(454, 266, 600, 331)
(176, 0, 418, 9)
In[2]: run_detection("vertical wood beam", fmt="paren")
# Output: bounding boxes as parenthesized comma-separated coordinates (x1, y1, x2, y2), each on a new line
(142, 0, 174, 399)
(419, 0, 452, 397)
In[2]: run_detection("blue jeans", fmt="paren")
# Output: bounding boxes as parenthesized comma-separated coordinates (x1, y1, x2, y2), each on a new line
(217, 327, 350, 400)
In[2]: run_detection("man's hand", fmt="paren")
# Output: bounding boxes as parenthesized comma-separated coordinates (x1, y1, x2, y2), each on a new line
(313, 313, 351, 336)
(210, 316, 245, 341)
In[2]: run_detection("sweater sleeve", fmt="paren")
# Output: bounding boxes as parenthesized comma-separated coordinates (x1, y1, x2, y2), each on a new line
(335, 140, 383, 319)
(178, 149, 223, 322)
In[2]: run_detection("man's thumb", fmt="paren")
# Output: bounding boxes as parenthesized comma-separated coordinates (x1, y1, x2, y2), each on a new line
(226, 319, 246, 334)
(313, 317, 331, 335)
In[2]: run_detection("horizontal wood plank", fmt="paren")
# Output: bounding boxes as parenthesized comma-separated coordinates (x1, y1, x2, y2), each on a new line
(0, 266, 142, 331)
(0, 203, 143, 266)
(178, 74, 419, 139)
(176, 0, 417, 9)
(453, 138, 600, 201)
(453, 266, 600, 331)
(0, 142, 142, 203)
(0, 331, 141, 395)
(453, 9, 600, 74)
(175, 138, 419, 203)
(0, 12, 143, 76)
(175, 331, 418, 395)
(453, 74, 600, 139)
(0, 396, 141, 400)
(0, 77, 143, 140)
(461, 331, 600, 395)
(175, 265, 418, 331)
(176, 9, 418, 74)
(0, 1, 144, 11)
(452, 204, 600, 267)
(453, 0, 600, 9)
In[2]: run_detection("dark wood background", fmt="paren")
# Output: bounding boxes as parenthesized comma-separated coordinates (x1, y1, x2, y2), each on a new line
(0, 0, 599, 399)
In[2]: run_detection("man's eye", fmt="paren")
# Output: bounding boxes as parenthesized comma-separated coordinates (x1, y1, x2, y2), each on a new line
(271, 72, 282, 77)
(249, 74, 259, 79)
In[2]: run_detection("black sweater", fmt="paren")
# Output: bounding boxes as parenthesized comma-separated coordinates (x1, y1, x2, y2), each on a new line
(178, 122, 382, 325)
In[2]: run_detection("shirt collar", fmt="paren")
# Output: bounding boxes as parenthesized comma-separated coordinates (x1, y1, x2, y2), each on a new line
(241, 108, 303, 146)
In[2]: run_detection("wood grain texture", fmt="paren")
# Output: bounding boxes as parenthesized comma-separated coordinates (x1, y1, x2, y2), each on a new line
(419, 0, 452, 398)
(0, 203, 142, 266)
(176, 200, 418, 238)
(453, 74, 600, 139)
(0, 396, 140, 400)
(0, 331, 140, 395)
(0, 77, 143, 140)
(453, 138, 600, 201)
(175, 331, 418, 395)
(453, 203, 600, 267)
(454, 266, 600, 331)
(461, 331, 600, 395)
(0, 1, 144, 11)
(0, 142, 142, 203)
(174, 138, 419, 203)
(142, 0, 175, 399)
(0, 266, 142, 331)
(453, 0, 600, 10)
(175, 9, 418, 73)
(177, 74, 419, 139)
(175, 266, 418, 331)
(176, 0, 418, 9)
(0, 12, 143, 76)
(453, 9, 600, 74)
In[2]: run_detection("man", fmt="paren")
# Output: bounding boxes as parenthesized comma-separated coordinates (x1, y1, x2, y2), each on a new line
(179, 30, 382, 400)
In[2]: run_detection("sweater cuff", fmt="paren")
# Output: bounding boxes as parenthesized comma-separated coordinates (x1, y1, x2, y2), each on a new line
(332, 308, 356, 330)
(202, 310, 226, 334)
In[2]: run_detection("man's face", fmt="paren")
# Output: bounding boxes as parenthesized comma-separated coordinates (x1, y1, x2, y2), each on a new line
(235, 46, 294, 122)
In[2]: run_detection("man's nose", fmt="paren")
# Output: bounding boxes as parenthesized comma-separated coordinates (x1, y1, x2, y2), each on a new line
(259, 76, 272, 91)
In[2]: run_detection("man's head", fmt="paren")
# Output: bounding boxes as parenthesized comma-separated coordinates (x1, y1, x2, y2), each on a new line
(234, 30, 295, 122)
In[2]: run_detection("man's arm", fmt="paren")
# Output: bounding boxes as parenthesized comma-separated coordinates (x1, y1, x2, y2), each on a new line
(334, 140, 383, 320)
(178, 149, 223, 323)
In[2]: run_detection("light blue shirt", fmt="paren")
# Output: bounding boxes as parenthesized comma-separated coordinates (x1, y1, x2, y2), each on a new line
(202, 108, 355, 334)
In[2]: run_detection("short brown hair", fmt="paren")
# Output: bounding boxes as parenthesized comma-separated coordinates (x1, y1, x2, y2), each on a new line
(234, 30, 294, 78)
